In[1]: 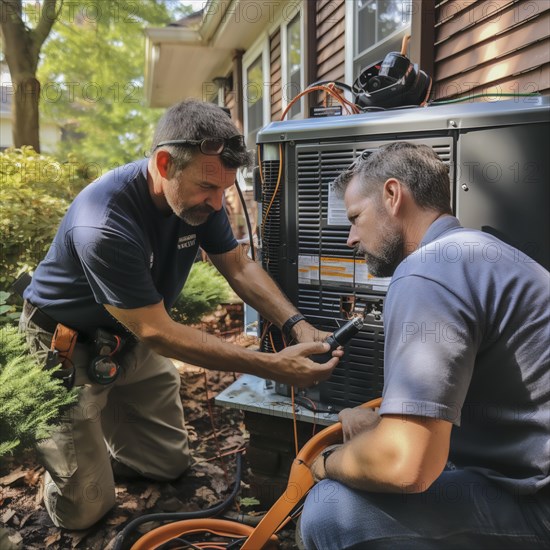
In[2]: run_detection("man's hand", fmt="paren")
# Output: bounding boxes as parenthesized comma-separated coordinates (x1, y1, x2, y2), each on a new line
(274, 341, 341, 387)
(338, 407, 381, 442)
(310, 444, 341, 482)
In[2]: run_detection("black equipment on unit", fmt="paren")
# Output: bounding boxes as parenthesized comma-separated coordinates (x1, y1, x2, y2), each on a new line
(352, 50, 432, 109)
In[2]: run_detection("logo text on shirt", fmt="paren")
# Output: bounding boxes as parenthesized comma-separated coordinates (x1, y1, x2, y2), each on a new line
(178, 234, 197, 250)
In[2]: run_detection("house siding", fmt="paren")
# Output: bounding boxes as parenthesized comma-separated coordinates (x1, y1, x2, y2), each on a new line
(434, 0, 550, 99)
(315, 0, 346, 105)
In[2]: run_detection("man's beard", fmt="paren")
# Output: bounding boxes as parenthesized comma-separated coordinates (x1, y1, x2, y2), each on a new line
(165, 195, 215, 225)
(178, 205, 215, 226)
(359, 230, 404, 278)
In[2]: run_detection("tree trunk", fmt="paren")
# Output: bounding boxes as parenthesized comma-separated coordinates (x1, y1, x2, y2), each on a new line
(1, 0, 61, 152)
(12, 75, 41, 152)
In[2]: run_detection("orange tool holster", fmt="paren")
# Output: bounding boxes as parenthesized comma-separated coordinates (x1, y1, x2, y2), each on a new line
(48, 323, 78, 389)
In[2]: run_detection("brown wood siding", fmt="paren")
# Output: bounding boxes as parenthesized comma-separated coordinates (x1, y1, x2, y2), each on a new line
(433, 0, 550, 100)
(270, 29, 282, 121)
(316, 0, 346, 106)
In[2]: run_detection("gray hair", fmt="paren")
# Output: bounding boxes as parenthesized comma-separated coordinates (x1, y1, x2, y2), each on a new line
(332, 142, 452, 214)
(151, 99, 251, 172)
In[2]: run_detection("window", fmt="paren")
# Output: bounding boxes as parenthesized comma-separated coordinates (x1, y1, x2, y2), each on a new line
(245, 54, 264, 147)
(352, 0, 412, 79)
(285, 13, 302, 119)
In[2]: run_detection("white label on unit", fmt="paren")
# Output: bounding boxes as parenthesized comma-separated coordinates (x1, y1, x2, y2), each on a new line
(327, 185, 350, 226)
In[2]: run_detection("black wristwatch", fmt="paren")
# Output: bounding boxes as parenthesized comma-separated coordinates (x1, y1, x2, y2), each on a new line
(281, 313, 306, 341)
(322, 447, 337, 472)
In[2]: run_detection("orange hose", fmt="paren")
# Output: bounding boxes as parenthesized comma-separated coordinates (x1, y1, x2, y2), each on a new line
(401, 34, 411, 55)
(281, 84, 360, 120)
(131, 398, 382, 550)
(130, 519, 278, 550)
(241, 397, 382, 549)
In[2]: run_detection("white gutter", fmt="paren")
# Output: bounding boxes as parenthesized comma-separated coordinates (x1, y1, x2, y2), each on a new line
(199, 0, 239, 45)
(145, 27, 203, 45)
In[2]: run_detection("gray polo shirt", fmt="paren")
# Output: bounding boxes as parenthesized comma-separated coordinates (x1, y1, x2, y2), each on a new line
(380, 216, 549, 494)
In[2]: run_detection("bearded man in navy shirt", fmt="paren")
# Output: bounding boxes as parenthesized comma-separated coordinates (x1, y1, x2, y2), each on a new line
(20, 100, 339, 529)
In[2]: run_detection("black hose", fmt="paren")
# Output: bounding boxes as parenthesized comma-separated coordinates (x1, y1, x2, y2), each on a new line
(234, 178, 256, 262)
(113, 453, 243, 550)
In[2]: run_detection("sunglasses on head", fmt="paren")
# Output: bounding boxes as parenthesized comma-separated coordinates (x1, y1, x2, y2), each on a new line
(345, 150, 370, 173)
(155, 135, 245, 155)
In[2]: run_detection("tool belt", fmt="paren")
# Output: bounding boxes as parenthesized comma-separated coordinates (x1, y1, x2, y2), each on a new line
(15, 273, 130, 388)
(22, 300, 79, 389)
(23, 300, 131, 387)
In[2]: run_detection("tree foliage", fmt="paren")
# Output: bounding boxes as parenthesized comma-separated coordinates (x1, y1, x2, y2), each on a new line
(0, 324, 78, 457)
(0, 146, 90, 289)
(38, 0, 191, 168)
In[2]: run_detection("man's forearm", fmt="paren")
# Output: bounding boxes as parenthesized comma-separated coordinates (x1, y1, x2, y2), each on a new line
(131, 309, 336, 387)
(322, 432, 409, 493)
(318, 416, 451, 494)
(223, 257, 301, 328)
(210, 247, 322, 342)
(146, 317, 276, 375)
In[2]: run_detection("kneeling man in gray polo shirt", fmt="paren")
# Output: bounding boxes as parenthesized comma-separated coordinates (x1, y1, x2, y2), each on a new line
(300, 142, 549, 549)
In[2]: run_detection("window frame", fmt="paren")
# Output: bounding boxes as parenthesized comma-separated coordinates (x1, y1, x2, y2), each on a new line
(345, 0, 412, 84)
(280, 5, 305, 119)
(242, 35, 271, 150)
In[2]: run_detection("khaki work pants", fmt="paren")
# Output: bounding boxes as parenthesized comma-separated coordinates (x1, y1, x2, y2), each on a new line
(19, 304, 192, 530)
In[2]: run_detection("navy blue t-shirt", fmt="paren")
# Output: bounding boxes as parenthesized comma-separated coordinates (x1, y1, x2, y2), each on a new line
(25, 159, 238, 335)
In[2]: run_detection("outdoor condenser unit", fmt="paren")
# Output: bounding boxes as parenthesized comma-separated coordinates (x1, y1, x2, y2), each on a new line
(253, 97, 549, 413)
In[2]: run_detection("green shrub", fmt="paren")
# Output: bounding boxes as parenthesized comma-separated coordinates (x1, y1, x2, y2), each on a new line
(0, 146, 90, 290)
(0, 325, 79, 457)
(0, 291, 19, 325)
(171, 261, 234, 325)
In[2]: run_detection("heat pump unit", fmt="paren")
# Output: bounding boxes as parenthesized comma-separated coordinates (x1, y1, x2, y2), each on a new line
(255, 97, 549, 412)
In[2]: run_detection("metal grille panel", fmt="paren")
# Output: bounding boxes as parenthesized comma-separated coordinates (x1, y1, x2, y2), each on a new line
(261, 159, 282, 280)
(260, 137, 453, 410)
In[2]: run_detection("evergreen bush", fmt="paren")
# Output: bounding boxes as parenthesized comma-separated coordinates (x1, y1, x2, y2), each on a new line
(172, 261, 234, 325)
(0, 291, 20, 325)
(0, 146, 89, 290)
(0, 325, 78, 457)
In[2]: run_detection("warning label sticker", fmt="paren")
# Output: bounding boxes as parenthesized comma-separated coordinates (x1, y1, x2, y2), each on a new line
(298, 255, 390, 290)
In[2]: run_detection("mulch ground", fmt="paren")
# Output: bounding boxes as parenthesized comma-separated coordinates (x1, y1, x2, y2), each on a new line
(0, 305, 299, 549)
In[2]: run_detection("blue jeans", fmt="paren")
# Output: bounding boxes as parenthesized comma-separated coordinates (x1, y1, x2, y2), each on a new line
(300, 469, 550, 549)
